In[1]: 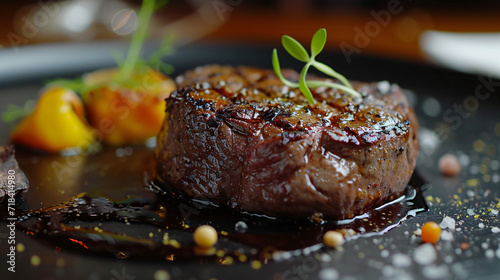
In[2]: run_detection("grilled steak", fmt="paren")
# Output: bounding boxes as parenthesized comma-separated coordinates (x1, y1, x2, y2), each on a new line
(1, 145, 29, 201)
(155, 65, 419, 220)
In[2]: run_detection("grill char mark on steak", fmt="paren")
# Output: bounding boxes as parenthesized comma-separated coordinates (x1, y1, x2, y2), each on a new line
(156, 65, 419, 220)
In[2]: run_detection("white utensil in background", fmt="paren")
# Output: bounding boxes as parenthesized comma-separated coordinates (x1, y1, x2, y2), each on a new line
(420, 30, 500, 79)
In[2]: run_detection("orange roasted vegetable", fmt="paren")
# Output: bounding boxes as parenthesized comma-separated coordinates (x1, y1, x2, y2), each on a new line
(83, 67, 176, 146)
(10, 87, 96, 153)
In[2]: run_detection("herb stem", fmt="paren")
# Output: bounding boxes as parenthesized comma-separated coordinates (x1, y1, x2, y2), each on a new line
(311, 61, 353, 89)
(272, 29, 362, 102)
(273, 49, 361, 100)
(118, 0, 156, 81)
(299, 61, 315, 104)
(272, 48, 299, 88)
(306, 80, 361, 99)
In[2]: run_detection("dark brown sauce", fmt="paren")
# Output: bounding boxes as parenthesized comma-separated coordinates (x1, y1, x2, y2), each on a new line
(1, 147, 428, 263)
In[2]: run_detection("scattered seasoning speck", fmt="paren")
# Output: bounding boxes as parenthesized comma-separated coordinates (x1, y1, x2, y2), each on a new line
(31, 255, 41, 266)
(413, 243, 436, 265)
(320, 253, 332, 262)
(466, 190, 475, 197)
(440, 230, 454, 241)
(162, 233, 169, 245)
(193, 225, 218, 248)
(115, 251, 128, 259)
(165, 254, 175, 261)
(439, 154, 461, 176)
(422, 222, 441, 244)
(169, 239, 181, 249)
(154, 269, 170, 280)
(422, 264, 449, 279)
(16, 243, 25, 252)
(216, 250, 225, 257)
(467, 179, 479, 187)
(235, 221, 248, 233)
(467, 209, 476, 216)
(319, 268, 339, 280)
(221, 256, 234, 265)
(444, 255, 453, 264)
(489, 209, 499, 217)
(381, 250, 389, 258)
(422, 97, 441, 117)
(238, 254, 247, 262)
(490, 160, 500, 170)
(392, 253, 411, 268)
(251, 260, 261, 270)
(485, 249, 495, 258)
(460, 243, 470, 250)
(323, 231, 344, 247)
(473, 140, 485, 153)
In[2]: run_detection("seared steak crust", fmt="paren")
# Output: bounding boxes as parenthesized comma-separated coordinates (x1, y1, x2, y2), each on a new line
(155, 65, 419, 220)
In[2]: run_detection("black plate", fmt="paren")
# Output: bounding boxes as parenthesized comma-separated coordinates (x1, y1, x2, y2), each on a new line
(1, 42, 500, 280)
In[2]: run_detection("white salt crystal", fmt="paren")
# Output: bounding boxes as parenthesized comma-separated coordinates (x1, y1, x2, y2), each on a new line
(319, 268, 338, 280)
(381, 250, 390, 258)
(486, 249, 495, 258)
(440, 216, 456, 230)
(392, 253, 411, 268)
(441, 230, 454, 241)
(489, 209, 499, 217)
(467, 209, 475, 216)
(413, 243, 436, 265)
(423, 265, 449, 279)
(377, 81, 391, 94)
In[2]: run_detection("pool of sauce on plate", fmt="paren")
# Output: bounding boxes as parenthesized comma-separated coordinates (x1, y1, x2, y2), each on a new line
(2, 146, 428, 263)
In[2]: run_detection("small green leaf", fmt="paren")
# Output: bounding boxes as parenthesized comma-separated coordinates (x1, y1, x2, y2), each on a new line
(272, 28, 362, 101)
(312, 61, 353, 89)
(299, 63, 315, 104)
(311, 28, 326, 57)
(272, 49, 298, 88)
(282, 35, 310, 63)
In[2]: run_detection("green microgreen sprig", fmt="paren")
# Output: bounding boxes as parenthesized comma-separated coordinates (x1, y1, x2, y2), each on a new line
(3, 0, 174, 124)
(117, 0, 156, 81)
(1, 100, 36, 123)
(272, 28, 362, 104)
(47, 0, 173, 97)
